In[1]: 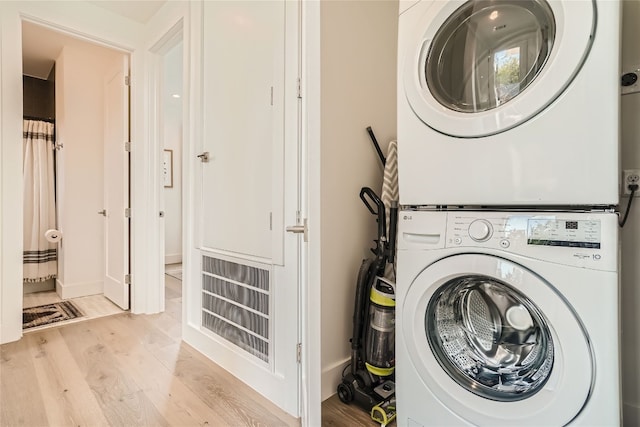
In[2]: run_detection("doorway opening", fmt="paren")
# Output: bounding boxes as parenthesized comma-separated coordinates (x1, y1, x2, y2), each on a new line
(159, 37, 184, 307)
(146, 21, 185, 315)
(21, 20, 130, 330)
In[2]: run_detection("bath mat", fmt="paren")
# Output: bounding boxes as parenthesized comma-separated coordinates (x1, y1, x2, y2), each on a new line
(23, 301, 83, 330)
(166, 270, 182, 281)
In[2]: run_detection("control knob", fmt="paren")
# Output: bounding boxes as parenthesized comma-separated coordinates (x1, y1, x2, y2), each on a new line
(468, 219, 493, 242)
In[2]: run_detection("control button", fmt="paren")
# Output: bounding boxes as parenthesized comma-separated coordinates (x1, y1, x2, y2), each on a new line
(500, 239, 510, 248)
(454, 237, 462, 245)
(468, 219, 493, 242)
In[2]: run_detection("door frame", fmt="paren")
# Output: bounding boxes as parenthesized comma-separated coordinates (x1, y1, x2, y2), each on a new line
(147, 19, 186, 316)
(0, 2, 155, 344)
(301, 0, 322, 424)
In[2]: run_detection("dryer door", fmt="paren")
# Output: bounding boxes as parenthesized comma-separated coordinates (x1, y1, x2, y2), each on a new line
(402, 254, 592, 426)
(402, 0, 595, 137)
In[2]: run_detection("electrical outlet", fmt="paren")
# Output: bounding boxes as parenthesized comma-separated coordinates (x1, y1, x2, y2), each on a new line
(623, 169, 640, 196)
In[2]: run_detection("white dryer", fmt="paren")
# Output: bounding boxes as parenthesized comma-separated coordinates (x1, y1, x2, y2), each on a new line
(396, 210, 620, 426)
(397, 0, 621, 206)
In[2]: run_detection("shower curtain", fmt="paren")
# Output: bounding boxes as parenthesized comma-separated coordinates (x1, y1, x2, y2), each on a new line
(23, 119, 57, 283)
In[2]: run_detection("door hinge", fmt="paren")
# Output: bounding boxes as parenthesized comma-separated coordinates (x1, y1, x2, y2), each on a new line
(125, 141, 131, 152)
(124, 274, 131, 285)
(125, 75, 130, 86)
(269, 212, 273, 230)
(296, 343, 302, 363)
(125, 208, 131, 218)
(270, 86, 274, 106)
(297, 78, 302, 99)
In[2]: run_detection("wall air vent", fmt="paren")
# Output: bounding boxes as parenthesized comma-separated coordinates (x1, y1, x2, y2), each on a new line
(201, 255, 270, 362)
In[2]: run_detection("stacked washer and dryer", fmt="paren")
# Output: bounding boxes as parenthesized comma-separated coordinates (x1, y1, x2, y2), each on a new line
(395, 0, 622, 425)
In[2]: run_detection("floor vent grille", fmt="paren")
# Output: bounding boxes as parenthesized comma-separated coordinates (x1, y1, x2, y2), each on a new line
(201, 256, 270, 362)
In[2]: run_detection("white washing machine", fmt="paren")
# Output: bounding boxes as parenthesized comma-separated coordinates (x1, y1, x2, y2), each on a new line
(397, 0, 621, 206)
(396, 210, 620, 426)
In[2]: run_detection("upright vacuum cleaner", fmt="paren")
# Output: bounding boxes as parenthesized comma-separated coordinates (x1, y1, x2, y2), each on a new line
(337, 187, 398, 426)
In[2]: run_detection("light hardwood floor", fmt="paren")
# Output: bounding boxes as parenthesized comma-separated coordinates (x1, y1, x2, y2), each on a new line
(1, 273, 298, 427)
(5, 271, 388, 426)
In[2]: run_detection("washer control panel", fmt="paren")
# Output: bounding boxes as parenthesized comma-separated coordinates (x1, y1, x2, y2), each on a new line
(398, 210, 617, 271)
(444, 211, 614, 270)
(448, 214, 603, 250)
(527, 218, 601, 249)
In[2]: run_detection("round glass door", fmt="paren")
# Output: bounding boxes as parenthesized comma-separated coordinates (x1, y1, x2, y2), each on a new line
(427, 275, 554, 401)
(402, 0, 595, 137)
(401, 254, 593, 425)
(426, 0, 556, 113)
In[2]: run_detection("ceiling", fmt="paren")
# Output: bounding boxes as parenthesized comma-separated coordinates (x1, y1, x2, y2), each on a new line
(87, 1, 167, 24)
(22, 1, 167, 79)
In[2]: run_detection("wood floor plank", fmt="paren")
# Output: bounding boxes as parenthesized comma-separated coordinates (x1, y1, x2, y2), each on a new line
(321, 393, 397, 427)
(113, 312, 298, 426)
(166, 342, 299, 427)
(0, 336, 49, 426)
(144, 309, 182, 341)
(58, 319, 170, 426)
(164, 279, 182, 300)
(89, 314, 239, 426)
(2, 273, 324, 427)
(25, 329, 110, 426)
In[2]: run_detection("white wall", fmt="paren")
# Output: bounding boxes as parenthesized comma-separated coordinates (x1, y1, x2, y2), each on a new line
(620, 1, 640, 425)
(320, 0, 398, 400)
(55, 43, 123, 298)
(163, 42, 183, 265)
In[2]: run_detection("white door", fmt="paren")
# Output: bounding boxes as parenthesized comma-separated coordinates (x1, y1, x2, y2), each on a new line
(192, 0, 301, 415)
(103, 56, 130, 310)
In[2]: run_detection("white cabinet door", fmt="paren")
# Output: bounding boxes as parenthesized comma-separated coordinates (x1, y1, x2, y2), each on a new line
(103, 56, 130, 310)
(195, 0, 301, 416)
(201, 0, 285, 263)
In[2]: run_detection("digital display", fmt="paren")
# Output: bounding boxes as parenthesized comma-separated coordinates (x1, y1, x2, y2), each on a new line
(565, 221, 578, 230)
(527, 219, 601, 249)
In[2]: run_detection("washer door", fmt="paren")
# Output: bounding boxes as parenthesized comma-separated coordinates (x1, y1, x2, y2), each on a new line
(402, 0, 595, 137)
(402, 254, 593, 426)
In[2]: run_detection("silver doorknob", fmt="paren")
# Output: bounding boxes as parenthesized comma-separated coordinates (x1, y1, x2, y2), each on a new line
(98, 209, 107, 216)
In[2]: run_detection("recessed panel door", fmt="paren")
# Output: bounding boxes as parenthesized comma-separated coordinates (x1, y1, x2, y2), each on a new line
(103, 56, 130, 310)
(201, 0, 285, 263)
(197, 0, 300, 415)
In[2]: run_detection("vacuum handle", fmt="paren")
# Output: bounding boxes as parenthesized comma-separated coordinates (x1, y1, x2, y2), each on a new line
(360, 187, 382, 216)
(360, 187, 387, 245)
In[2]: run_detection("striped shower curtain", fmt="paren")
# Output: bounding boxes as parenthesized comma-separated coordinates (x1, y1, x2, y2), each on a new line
(23, 119, 57, 283)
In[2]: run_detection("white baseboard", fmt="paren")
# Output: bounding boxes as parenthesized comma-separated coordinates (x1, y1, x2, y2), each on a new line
(56, 279, 103, 299)
(165, 254, 182, 265)
(624, 402, 640, 427)
(24, 278, 55, 294)
(321, 357, 350, 401)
